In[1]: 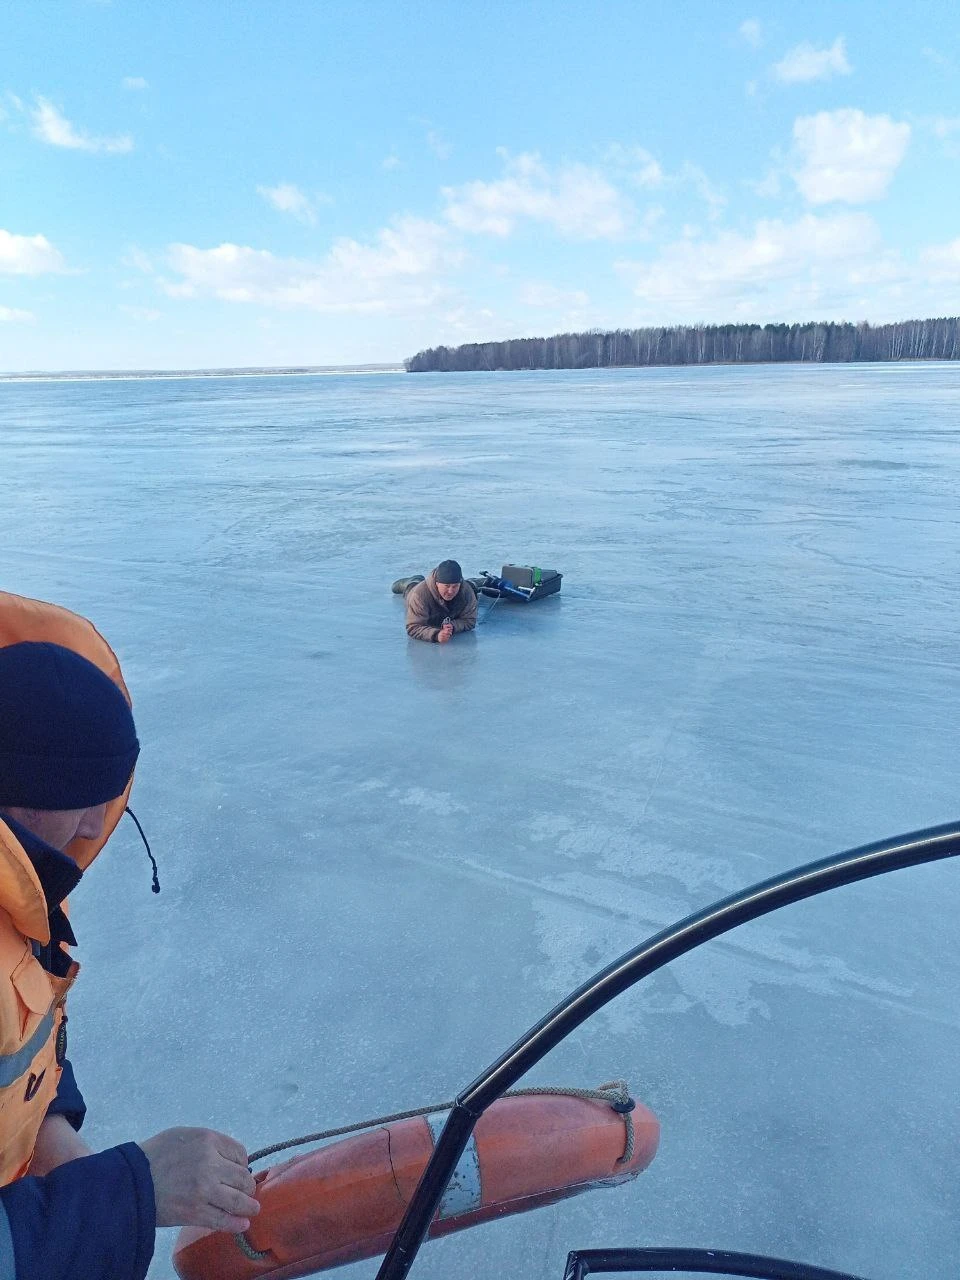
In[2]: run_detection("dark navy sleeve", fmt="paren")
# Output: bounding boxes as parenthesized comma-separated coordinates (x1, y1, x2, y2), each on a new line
(43, 1058, 86, 1132)
(0, 1144, 155, 1280)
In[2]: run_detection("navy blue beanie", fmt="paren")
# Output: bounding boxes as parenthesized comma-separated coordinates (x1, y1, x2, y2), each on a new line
(0, 642, 140, 810)
(435, 559, 463, 585)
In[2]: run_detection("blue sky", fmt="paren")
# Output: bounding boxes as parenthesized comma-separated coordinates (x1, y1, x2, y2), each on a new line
(1, 0, 958, 369)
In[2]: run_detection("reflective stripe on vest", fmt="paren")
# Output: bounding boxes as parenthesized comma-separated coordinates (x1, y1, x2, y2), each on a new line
(0, 1008, 54, 1089)
(0, 1198, 15, 1278)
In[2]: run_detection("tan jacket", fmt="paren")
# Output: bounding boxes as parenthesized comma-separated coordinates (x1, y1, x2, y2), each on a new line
(405, 571, 478, 642)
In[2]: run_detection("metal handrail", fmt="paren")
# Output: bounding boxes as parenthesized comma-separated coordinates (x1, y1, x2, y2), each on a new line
(562, 1246, 867, 1278)
(375, 821, 960, 1280)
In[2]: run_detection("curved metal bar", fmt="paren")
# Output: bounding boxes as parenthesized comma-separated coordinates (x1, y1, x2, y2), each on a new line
(562, 1246, 868, 1278)
(375, 821, 960, 1280)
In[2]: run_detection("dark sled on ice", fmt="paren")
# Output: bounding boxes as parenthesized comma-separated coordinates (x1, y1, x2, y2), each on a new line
(473, 565, 563, 601)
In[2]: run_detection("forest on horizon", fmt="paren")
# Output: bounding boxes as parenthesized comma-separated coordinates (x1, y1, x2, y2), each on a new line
(405, 318, 960, 372)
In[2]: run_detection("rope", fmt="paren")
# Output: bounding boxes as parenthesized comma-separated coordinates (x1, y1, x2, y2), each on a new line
(235, 1081, 636, 1261)
(477, 591, 502, 625)
(236, 1234, 269, 1262)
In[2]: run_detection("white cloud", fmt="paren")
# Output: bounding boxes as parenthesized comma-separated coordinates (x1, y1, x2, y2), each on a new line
(606, 146, 724, 218)
(442, 147, 721, 243)
(426, 130, 451, 160)
(931, 117, 960, 159)
(433, 305, 501, 344)
(680, 163, 726, 219)
(163, 217, 459, 313)
(921, 238, 960, 281)
(119, 304, 161, 321)
(382, 153, 401, 171)
(518, 282, 590, 309)
(121, 246, 155, 275)
(746, 169, 782, 198)
(739, 19, 762, 48)
(773, 37, 852, 84)
(640, 205, 666, 236)
(256, 182, 328, 225)
(616, 212, 886, 321)
(791, 109, 910, 204)
(413, 117, 452, 160)
(0, 305, 34, 323)
(443, 150, 633, 240)
(603, 144, 664, 189)
(921, 46, 953, 71)
(122, 77, 148, 91)
(32, 97, 133, 153)
(0, 229, 66, 274)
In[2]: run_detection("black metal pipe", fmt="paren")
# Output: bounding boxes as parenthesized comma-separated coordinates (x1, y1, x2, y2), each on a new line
(562, 1246, 868, 1278)
(375, 821, 960, 1280)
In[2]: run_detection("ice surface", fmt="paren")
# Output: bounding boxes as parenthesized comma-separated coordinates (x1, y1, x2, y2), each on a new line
(1, 363, 959, 1279)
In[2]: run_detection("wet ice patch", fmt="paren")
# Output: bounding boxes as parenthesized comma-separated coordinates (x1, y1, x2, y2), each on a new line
(526, 812, 621, 861)
(528, 869, 916, 1032)
(398, 787, 468, 816)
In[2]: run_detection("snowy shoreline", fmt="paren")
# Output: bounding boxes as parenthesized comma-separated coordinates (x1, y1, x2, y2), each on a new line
(0, 364, 405, 385)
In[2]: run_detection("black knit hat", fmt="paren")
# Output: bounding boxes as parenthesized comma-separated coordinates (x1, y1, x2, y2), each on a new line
(0, 642, 140, 810)
(435, 559, 463, 585)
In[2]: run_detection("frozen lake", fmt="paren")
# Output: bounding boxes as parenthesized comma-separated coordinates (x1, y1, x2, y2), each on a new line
(2, 363, 959, 1279)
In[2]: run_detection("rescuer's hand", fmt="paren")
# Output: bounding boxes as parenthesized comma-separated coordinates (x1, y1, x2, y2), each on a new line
(139, 1127, 261, 1230)
(438, 624, 453, 643)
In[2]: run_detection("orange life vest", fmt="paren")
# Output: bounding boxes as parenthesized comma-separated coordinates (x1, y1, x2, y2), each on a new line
(0, 590, 134, 1185)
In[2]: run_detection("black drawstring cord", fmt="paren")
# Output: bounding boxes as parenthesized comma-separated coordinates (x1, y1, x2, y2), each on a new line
(125, 806, 160, 894)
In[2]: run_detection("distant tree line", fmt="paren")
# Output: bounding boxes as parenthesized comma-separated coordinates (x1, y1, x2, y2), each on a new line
(405, 318, 960, 372)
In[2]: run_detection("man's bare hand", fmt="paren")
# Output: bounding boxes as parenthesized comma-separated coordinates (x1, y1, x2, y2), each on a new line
(138, 1127, 260, 1231)
(437, 624, 454, 643)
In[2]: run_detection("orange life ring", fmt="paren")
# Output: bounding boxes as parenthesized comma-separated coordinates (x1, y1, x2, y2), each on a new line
(173, 1092, 660, 1280)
